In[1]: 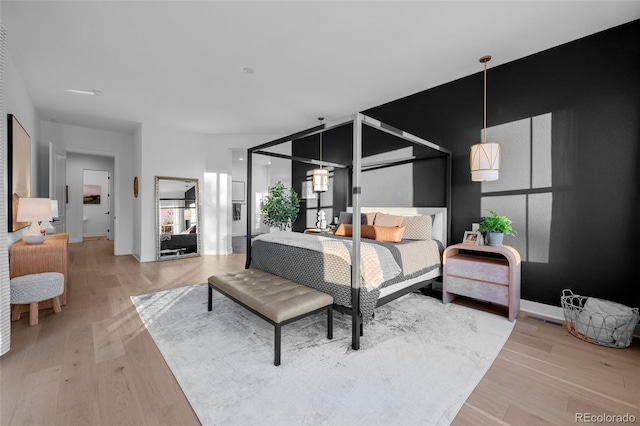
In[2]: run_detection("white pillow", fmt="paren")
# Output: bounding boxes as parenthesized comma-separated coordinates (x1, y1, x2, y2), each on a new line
(431, 212, 444, 243)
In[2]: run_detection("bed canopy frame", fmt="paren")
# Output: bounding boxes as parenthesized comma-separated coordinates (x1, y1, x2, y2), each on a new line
(246, 113, 452, 350)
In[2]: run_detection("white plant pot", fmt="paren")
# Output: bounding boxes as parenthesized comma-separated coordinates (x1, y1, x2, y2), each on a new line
(487, 232, 504, 246)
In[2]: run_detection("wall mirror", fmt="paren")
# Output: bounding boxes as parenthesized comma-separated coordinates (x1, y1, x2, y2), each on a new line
(156, 176, 201, 260)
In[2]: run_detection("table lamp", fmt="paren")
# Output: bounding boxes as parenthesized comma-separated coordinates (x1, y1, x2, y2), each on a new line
(41, 199, 59, 235)
(16, 198, 52, 244)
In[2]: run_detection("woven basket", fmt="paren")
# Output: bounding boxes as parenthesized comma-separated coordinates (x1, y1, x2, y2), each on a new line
(561, 289, 639, 348)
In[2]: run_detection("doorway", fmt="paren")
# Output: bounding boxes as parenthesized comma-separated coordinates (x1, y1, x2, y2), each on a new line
(83, 169, 110, 239)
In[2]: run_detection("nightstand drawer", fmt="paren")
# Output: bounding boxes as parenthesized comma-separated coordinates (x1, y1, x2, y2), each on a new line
(447, 255, 509, 284)
(446, 276, 508, 305)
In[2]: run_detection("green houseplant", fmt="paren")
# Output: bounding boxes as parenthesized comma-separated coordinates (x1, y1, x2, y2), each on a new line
(261, 181, 300, 231)
(478, 210, 516, 246)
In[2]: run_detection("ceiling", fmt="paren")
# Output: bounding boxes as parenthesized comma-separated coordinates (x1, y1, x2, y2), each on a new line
(3, 1, 639, 137)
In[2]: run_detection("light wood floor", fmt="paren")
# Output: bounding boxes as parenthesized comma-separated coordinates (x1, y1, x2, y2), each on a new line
(1, 239, 638, 425)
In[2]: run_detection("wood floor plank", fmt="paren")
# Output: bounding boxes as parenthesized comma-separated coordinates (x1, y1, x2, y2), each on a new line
(92, 318, 125, 365)
(7, 365, 62, 426)
(95, 355, 145, 426)
(2, 239, 638, 426)
(56, 310, 101, 426)
(124, 331, 196, 420)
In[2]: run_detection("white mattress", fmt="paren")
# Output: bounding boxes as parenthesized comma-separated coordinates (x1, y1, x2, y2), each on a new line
(378, 266, 442, 299)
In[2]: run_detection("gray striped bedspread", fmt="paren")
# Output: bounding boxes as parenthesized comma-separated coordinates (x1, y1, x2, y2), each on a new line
(249, 232, 441, 320)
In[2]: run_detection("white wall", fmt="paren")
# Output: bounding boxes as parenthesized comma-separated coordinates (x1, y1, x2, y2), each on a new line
(231, 152, 247, 237)
(132, 125, 142, 260)
(5, 53, 39, 246)
(39, 121, 135, 255)
(138, 124, 275, 261)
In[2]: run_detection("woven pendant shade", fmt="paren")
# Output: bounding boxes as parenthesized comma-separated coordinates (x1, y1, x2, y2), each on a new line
(470, 142, 500, 181)
(312, 168, 329, 192)
(470, 55, 500, 182)
(313, 117, 329, 192)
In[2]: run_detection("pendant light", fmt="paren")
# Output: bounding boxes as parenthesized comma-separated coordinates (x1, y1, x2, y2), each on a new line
(470, 55, 500, 181)
(312, 117, 329, 192)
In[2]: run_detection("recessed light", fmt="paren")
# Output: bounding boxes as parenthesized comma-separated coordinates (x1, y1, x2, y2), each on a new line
(66, 89, 102, 96)
(239, 157, 244, 161)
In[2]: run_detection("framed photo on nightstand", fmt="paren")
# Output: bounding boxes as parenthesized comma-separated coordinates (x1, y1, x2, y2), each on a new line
(462, 231, 480, 245)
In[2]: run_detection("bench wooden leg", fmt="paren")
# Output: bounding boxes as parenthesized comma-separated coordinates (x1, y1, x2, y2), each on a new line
(207, 284, 213, 311)
(52, 296, 62, 314)
(11, 304, 21, 321)
(29, 302, 39, 326)
(274, 324, 281, 366)
(327, 307, 333, 340)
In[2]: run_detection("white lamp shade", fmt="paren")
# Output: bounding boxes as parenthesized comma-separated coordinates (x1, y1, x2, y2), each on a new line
(50, 200, 59, 218)
(312, 168, 329, 192)
(470, 142, 501, 181)
(16, 198, 52, 244)
(16, 198, 53, 222)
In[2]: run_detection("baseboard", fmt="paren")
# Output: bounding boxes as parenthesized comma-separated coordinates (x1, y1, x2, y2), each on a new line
(520, 299, 564, 324)
(521, 299, 640, 338)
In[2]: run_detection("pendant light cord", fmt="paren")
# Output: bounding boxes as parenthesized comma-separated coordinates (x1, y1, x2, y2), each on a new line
(318, 117, 324, 169)
(483, 59, 487, 144)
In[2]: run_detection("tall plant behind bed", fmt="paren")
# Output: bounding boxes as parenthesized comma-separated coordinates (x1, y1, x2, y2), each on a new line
(261, 181, 300, 231)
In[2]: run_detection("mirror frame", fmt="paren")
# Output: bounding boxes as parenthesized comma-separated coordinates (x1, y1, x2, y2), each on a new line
(155, 176, 202, 261)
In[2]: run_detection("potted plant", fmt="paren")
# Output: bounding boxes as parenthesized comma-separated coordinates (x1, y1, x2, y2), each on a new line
(261, 181, 300, 231)
(478, 210, 516, 246)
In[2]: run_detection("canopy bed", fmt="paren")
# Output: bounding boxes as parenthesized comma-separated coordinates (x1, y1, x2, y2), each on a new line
(245, 113, 451, 349)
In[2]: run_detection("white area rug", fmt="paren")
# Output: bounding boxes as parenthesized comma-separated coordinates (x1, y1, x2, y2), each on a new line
(132, 284, 514, 426)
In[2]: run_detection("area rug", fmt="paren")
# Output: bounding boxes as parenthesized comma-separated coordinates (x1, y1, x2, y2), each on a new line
(132, 284, 515, 426)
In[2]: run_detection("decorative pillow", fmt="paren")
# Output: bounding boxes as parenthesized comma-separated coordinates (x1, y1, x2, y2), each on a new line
(335, 224, 376, 238)
(337, 211, 353, 226)
(365, 212, 376, 225)
(374, 212, 404, 227)
(335, 223, 351, 236)
(401, 215, 432, 240)
(334, 223, 404, 243)
(337, 211, 368, 226)
(371, 225, 405, 243)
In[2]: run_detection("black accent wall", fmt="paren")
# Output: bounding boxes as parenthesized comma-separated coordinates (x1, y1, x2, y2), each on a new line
(363, 20, 639, 307)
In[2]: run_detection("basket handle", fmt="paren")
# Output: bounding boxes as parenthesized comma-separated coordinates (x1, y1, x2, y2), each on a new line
(562, 289, 575, 297)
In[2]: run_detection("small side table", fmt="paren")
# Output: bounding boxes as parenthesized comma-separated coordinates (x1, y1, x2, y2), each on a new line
(9, 233, 69, 321)
(443, 243, 521, 322)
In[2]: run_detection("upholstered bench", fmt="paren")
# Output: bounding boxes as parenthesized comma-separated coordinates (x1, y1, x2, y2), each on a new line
(208, 268, 334, 366)
(10, 272, 64, 326)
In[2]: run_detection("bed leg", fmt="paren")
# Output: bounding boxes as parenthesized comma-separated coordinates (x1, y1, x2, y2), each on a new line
(274, 324, 281, 366)
(327, 307, 333, 340)
(352, 314, 360, 350)
(207, 284, 213, 311)
(419, 282, 433, 297)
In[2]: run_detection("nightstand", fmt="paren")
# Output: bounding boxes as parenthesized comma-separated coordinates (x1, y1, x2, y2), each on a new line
(443, 243, 521, 321)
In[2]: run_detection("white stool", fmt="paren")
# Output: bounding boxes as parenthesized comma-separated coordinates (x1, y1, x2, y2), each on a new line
(10, 272, 64, 326)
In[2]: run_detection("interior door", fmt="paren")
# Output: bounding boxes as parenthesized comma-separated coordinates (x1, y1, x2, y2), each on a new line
(48, 142, 66, 233)
(82, 169, 110, 238)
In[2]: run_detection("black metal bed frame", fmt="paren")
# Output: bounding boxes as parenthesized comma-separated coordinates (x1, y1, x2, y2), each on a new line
(245, 113, 451, 350)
